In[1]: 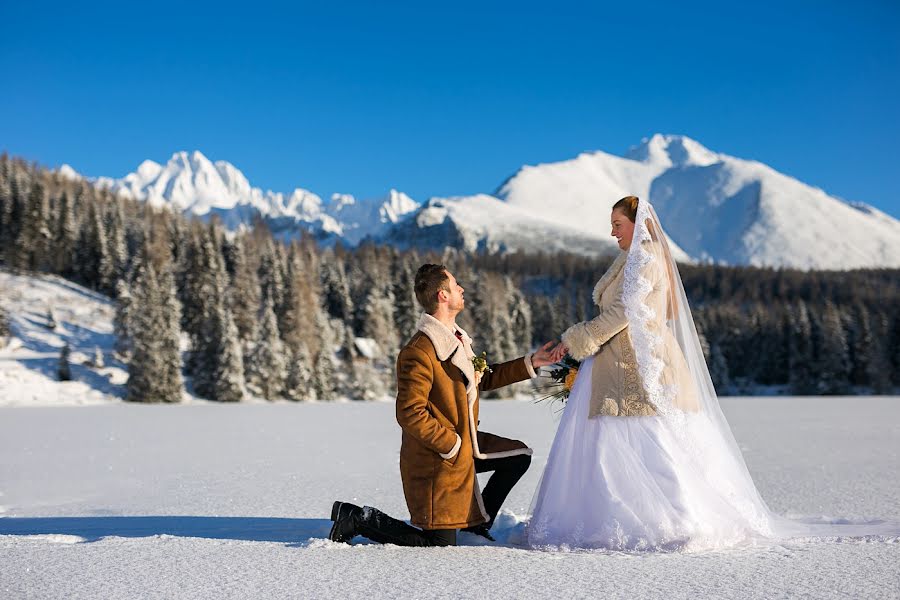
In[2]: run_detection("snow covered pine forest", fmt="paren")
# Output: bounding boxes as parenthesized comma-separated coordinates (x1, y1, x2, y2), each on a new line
(0, 152, 899, 402)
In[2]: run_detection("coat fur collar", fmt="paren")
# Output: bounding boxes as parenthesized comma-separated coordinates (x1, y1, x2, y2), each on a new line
(416, 312, 477, 399)
(416, 312, 472, 361)
(592, 251, 627, 306)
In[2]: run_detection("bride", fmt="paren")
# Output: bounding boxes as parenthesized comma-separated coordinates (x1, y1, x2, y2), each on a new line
(526, 196, 898, 551)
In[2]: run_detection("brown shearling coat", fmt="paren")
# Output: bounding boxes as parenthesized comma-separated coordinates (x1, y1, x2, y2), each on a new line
(396, 313, 535, 530)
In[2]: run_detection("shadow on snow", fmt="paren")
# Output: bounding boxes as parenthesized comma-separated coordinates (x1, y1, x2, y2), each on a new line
(0, 516, 332, 547)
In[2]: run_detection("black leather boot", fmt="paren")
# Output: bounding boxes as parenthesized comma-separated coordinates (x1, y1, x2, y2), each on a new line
(328, 501, 362, 543)
(328, 501, 456, 547)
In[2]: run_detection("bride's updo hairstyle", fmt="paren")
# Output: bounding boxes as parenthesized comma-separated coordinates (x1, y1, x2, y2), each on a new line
(612, 196, 639, 222)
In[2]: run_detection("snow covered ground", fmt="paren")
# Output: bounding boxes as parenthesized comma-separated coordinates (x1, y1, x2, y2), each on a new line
(1, 398, 898, 599)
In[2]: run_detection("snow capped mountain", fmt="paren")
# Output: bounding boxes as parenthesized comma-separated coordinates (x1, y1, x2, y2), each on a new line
(86, 151, 419, 241)
(637, 135, 900, 269)
(62, 136, 900, 269)
(476, 133, 900, 269)
(326, 189, 420, 245)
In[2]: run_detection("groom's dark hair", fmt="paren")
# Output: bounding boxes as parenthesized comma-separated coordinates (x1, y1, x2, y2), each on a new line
(415, 264, 450, 314)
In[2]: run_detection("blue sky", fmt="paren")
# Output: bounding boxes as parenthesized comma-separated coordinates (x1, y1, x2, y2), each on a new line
(2, 1, 899, 216)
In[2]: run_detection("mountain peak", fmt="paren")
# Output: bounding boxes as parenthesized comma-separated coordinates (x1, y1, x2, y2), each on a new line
(626, 134, 719, 168)
(167, 150, 214, 170)
(57, 164, 81, 180)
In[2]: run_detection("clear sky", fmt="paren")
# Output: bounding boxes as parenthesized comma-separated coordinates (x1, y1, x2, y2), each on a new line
(2, 0, 899, 217)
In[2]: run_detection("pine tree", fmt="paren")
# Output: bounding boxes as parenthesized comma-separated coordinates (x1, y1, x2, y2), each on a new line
(340, 324, 357, 361)
(126, 252, 184, 403)
(74, 202, 109, 290)
(188, 226, 246, 402)
(709, 342, 730, 392)
(1, 167, 24, 265)
(0, 303, 10, 340)
(182, 226, 221, 388)
(814, 302, 851, 395)
(211, 304, 246, 403)
(311, 310, 337, 401)
(58, 343, 72, 381)
(257, 238, 285, 329)
(280, 243, 307, 350)
(467, 272, 518, 398)
(362, 283, 398, 363)
(892, 313, 900, 388)
(552, 292, 574, 345)
(176, 224, 206, 364)
(45, 307, 58, 330)
(866, 309, 893, 393)
(157, 266, 185, 402)
(529, 295, 556, 348)
(226, 234, 260, 348)
(392, 252, 420, 343)
(246, 296, 288, 400)
(113, 277, 133, 359)
(294, 236, 324, 355)
(13, 177, 51, 272)
(284, 343, 314, 401)
(54, 188, 78, 276)
(104, 202, 129, 295)
(508, 277, 533, 352)
(0, 164, 12, 255)
(848, 302, 874, 388)
(320, 257, 353, 322)
(788, 301, 816, 395)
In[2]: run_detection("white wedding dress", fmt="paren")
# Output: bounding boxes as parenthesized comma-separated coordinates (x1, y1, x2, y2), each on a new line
(526, 199, 899, 552)
(527, 355, 770, 551)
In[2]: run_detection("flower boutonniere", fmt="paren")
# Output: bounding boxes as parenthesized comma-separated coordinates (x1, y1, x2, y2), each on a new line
(472, 352, 492, 375)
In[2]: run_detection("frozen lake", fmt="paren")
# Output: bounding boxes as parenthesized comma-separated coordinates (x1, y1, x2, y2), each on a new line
(1, 397, 898, 599)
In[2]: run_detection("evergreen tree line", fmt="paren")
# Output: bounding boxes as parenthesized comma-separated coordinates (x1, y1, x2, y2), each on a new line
(1, 154, 897, 401)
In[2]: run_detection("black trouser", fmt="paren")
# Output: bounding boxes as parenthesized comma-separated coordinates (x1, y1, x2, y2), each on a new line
(354, 453, 531, 547)
(353, 506, 458, 547)
(474, 453, 532, 527)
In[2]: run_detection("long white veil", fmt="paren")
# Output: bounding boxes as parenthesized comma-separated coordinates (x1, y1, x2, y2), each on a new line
(622, 199, 900, 541)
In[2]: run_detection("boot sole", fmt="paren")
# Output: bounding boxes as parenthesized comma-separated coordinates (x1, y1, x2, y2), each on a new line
(328, 501, 351, 543)
(328, 520, 342, 542)
(330, 501, 342, 522)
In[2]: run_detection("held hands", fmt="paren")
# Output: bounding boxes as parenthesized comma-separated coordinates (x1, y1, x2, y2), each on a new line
(531, 341, 568, 369)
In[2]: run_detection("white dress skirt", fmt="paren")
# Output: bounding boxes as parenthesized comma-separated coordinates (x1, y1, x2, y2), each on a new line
(526, 355, 773, 551)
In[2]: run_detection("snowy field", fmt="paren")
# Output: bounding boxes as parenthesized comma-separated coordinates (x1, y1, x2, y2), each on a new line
(1, 398, 899, 600)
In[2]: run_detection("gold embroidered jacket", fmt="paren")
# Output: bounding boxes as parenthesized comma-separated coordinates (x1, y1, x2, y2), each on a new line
(561, 252, 699, 418)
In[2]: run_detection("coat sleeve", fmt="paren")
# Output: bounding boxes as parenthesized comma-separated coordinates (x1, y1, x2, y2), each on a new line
(479, 356, 535, 391)
(395, 345, 460, 456)
(561, 298, 628, 361)
(562, 256, 665, 361)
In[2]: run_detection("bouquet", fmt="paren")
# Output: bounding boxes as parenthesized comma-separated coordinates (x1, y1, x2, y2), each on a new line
(532, 355, 581, 405)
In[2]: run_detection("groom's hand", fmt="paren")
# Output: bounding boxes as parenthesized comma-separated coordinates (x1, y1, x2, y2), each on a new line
(531, 341, 565, 368)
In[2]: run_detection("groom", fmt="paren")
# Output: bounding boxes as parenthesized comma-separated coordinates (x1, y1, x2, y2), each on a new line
(329, 264, 564, 546)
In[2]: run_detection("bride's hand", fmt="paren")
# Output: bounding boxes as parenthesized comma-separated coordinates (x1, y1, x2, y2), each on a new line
(532, 341, 565, 368)
(550, 343, 568, 362)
